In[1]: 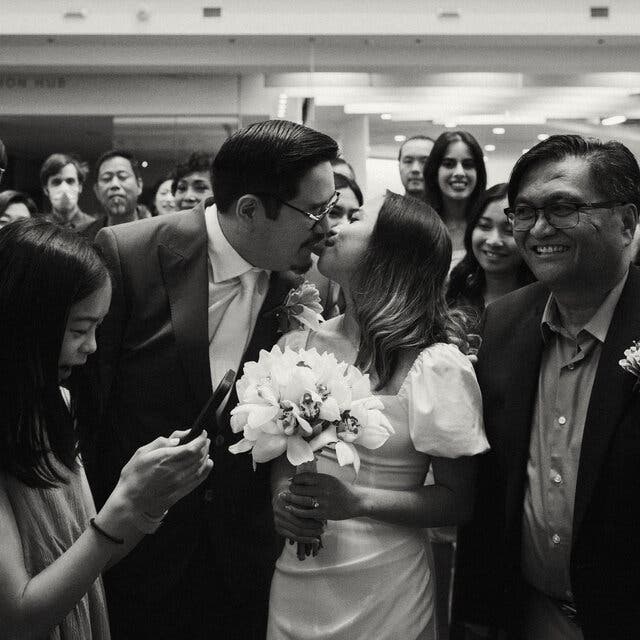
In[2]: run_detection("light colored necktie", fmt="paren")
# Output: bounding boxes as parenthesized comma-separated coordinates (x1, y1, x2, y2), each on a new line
(208, 268, 261, 393)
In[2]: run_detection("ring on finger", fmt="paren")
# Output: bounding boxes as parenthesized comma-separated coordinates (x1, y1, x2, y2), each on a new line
(311, 498, 320, 509)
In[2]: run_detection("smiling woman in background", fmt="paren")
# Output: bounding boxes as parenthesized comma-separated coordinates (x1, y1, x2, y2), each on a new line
(149, 176, 177, 216)
(304, 171, 364, 318)
(423, 131, 487, 272)
(0, 190, 38, 228)
(447, 183, 535, 322)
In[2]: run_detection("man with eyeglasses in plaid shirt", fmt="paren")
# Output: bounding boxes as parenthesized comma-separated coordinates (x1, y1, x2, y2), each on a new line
(453, 134, 640, 640)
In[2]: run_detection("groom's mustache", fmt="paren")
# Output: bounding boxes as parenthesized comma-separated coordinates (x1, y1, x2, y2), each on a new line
(301, 232, 326, 249)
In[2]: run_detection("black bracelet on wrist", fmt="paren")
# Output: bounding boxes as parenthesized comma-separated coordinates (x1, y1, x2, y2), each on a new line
(90, 518, 125, 545)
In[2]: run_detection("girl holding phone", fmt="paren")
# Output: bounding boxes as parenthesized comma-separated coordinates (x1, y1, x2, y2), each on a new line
(0, 219, 212, 639)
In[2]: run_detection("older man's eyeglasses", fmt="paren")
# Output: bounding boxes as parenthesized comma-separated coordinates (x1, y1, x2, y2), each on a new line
(504, 201, 625, 231)
(270, 191, 340, 224)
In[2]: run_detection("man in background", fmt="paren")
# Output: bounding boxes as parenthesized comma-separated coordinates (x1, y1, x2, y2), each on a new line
(398, 135, 434, 199)
(40, 153, 95, 232)
(84, 149, 151, 240)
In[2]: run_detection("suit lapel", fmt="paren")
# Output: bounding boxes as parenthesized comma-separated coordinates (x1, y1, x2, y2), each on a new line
(498, 291, 547, 537)
(573, 267, 640, 539)
(158, 205, 212, 410)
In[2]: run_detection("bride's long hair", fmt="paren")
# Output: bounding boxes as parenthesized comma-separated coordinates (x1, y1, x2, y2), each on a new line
(354, 191, 466, 389)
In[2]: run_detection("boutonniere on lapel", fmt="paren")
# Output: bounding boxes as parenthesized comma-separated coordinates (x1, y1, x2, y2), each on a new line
(274, 281, 324, 334)
(619, 341, 640, 391)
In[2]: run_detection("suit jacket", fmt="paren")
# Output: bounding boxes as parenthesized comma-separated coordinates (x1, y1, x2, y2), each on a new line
(83, 199, 299, 612)
(453, 268, 640, 640)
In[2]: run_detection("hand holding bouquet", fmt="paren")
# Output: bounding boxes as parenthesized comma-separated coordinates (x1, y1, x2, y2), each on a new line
(228, 345, 394, 557)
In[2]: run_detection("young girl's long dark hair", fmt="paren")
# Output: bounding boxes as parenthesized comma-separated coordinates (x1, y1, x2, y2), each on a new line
(354, 191, 466, 389)
(0, 219, 110, 487)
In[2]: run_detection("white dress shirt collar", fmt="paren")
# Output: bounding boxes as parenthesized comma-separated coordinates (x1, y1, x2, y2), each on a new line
(204, 202, 262, 283)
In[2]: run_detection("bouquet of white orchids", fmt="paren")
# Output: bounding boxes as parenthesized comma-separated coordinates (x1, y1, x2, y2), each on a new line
(228, 345, 394, 475)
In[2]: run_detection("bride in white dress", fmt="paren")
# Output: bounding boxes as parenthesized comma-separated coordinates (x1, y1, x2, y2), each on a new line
(267, 191, 489, 640)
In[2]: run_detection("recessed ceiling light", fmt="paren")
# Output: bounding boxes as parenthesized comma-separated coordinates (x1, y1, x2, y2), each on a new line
(601, 115, 627, 126)
(484, 144, 496, 152)
(492, 127, 505, 135)
(394, 135, 407, 143)
(141, 161, 149, 168)
(380, 113, 392, 120)
(63, 10, 87, 19)
(537, 133, 550, 141)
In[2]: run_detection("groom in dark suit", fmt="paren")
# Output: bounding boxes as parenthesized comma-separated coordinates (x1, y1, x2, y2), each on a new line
(452, 135, 640, 640)
(83, 120, 339, 640)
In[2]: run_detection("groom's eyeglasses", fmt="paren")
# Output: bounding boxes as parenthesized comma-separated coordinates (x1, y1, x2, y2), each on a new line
(269, 191, 341, 225)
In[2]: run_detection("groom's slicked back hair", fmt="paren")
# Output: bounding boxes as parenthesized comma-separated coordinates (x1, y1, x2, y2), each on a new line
(213, 119, 339, 218)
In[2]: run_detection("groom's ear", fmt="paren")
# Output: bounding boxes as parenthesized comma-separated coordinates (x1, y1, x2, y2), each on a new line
(235, 194, 264, 228)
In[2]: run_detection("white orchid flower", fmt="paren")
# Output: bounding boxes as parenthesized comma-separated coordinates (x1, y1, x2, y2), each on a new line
(228, 345, 394, 472)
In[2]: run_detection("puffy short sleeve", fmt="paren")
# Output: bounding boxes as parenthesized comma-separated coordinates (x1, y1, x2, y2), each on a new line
(406, 343, 489, 457)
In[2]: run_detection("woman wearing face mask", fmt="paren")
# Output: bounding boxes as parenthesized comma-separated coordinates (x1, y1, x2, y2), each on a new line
(447, 183, 535, 322)
(423, 131, 487, 273)
(0, 219, 212, 639)
(268, 192, 488, 640)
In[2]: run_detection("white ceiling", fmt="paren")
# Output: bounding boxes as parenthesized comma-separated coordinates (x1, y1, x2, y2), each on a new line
(3, 2, 640, 165)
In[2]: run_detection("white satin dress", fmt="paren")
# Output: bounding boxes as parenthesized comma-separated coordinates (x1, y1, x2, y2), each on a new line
(267, 334, 489, 640)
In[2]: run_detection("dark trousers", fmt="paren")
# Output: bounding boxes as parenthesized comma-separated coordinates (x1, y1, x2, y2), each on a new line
(105, 536, 269, 640)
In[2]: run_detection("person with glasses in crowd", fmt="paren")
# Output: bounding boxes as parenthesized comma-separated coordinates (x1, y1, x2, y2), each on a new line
(82, 119, 339, 640)
(452, 135, 640, 640)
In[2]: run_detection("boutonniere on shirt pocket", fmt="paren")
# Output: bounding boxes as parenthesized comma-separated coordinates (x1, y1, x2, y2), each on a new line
(274, 281, 324, 333)
(619, 341, 640, 391)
